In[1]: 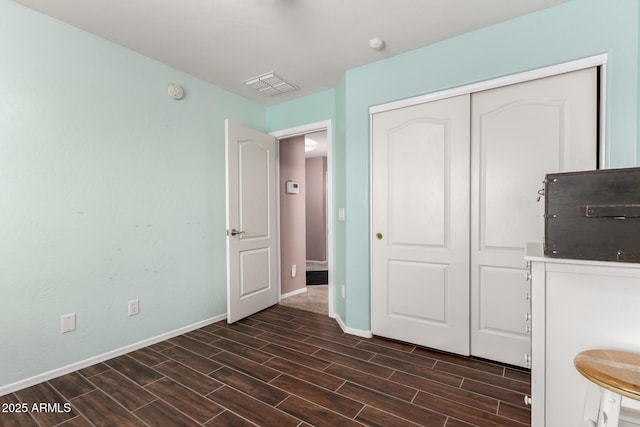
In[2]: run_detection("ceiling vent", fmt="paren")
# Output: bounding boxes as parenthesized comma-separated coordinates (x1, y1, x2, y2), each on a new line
(243, 72, 299, 96)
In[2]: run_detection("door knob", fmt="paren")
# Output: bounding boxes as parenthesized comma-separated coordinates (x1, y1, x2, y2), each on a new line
(228, 228, 246, 236)
(376, 232, 383, 240)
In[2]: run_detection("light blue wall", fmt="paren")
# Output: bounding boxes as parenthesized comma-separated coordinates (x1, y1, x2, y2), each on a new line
(342, 0, 638, 331)
(266, 89, 335, 132)
(0, 0, 264, 390)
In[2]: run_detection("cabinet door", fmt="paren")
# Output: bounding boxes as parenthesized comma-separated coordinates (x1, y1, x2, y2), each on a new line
(470, 68, 598, 366)
(545, 265, 640, 427)
(371, 95, 471, 355)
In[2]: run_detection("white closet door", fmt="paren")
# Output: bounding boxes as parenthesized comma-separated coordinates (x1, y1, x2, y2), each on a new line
(470, 68, 598, 366)
(371, 95, 471, 355)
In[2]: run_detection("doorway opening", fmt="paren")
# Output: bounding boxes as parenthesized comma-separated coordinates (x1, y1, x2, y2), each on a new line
(271, 121, 333, 317)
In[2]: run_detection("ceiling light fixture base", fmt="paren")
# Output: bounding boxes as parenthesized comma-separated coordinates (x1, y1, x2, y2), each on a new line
(369, 38, 385, 51)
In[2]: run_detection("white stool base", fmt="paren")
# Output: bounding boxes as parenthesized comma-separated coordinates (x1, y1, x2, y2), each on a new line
(583, 383, 622, 427)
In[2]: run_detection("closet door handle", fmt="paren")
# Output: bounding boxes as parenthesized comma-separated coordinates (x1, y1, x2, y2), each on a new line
(376, 232, 383, 240)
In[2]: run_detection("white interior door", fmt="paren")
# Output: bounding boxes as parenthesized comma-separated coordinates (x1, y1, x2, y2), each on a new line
(226, 120, 278, 323)
(371, 95, 471, 355)
(470, 68, 598, 366)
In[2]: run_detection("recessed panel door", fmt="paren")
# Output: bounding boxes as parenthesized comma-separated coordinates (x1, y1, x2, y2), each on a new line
(470, 68, 598, 366)
(226, 120, 278, 323)
(371, 95, 471, 355)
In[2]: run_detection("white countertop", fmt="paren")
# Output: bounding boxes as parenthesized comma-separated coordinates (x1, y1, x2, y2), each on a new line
(525, 242, 640, 270)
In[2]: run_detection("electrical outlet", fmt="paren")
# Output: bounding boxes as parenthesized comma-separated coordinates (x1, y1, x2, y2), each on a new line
(291, 264, 296, 278)
(61, 313, 76, 333)
(128, 299, 139, 316)
(338, 208, 346, 221)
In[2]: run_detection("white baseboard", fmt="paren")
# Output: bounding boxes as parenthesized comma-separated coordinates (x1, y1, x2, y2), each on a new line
(280, 287, 307, 300)
(0, 313, 227, 397)
(334, 314, 373, 338)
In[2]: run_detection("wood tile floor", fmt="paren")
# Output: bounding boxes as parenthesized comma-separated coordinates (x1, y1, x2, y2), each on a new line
(2, 305, 531, 426)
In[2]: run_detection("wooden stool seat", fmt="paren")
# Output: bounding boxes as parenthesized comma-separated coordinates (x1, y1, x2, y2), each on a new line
(575, 349, 640, 427)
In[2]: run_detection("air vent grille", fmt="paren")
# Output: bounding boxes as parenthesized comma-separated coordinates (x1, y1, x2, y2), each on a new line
(243, 72, 299, 96)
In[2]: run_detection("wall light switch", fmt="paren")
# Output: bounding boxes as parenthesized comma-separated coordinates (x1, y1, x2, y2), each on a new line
(291, 265, 296, 278)
(61, 313, 76, 333)
(338, 208, 345, 221)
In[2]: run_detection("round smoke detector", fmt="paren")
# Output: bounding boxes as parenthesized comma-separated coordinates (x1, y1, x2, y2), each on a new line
(167, 83, 185, 100)
(369, 38, 385, 51)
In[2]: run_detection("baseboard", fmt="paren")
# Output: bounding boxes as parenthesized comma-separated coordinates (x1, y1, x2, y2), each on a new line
(334, 314, 373, 339)
(0, 313, 227, 397)
(306, 260, 328, 266)
(280, 287, 307, 300)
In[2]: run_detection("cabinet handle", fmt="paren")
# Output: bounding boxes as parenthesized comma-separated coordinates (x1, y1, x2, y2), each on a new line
(525, 271, 532, 281)
(525, 293, 531, 301)
(524, 395, 532, 406)
(525, 326, 531, 334)
(524, 312, 531, 321)
(524, 353, 532, 367)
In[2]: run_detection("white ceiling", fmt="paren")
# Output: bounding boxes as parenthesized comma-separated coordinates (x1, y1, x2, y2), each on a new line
(14, 0, 569, 105)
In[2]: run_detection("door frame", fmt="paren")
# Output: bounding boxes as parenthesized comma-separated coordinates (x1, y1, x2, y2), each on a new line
(271, 120, 334, 317)
(370, 53, 608, 167)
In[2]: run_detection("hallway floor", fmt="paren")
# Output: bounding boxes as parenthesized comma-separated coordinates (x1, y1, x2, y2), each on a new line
(279, 285, 328, 315)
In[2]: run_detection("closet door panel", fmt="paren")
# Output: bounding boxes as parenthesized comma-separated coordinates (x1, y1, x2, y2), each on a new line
(387, 260, 447, 323)
(388, 120, 446, 246)
(372, 94, 471, 356)
(477, 266, 529, 337)
(480, 101, 562, 249)
(470, 68, 598, 367)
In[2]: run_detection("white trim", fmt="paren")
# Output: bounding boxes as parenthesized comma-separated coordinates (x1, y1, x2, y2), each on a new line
(334, 314, 374, 338)
(280, 286, 308, 299)
(0, 314, 226, 397)
(598, 61, 608, 168)
(270, 120, 335, 318)
(270, 121, 331, 139)
(369, 54, 608, 114)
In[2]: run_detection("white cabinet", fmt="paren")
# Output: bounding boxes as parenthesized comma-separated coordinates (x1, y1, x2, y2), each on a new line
(526, 243, 640, 427)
